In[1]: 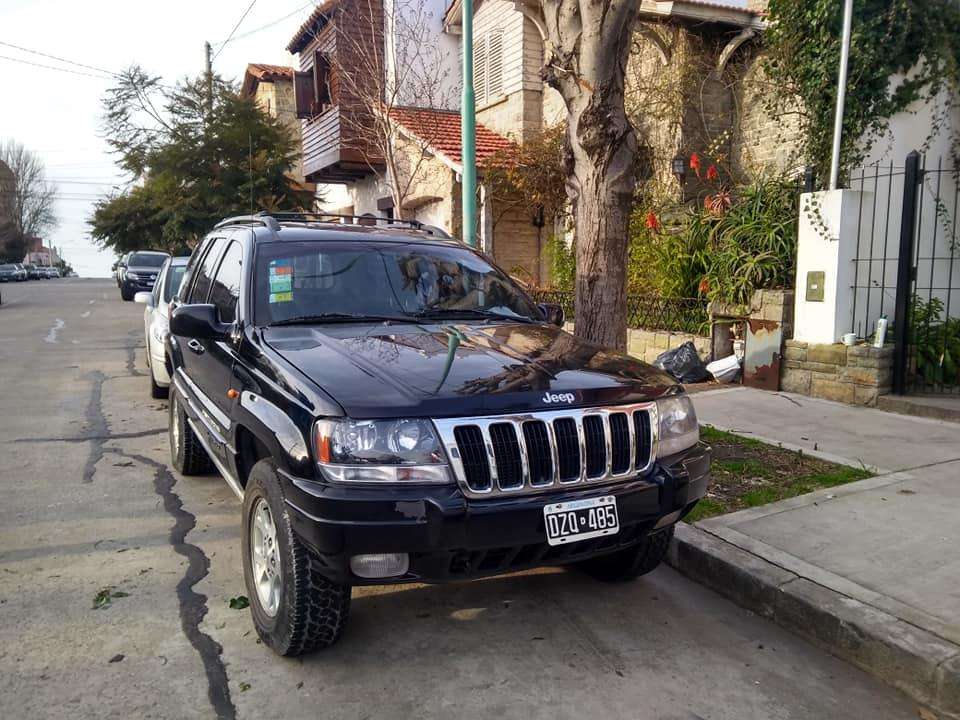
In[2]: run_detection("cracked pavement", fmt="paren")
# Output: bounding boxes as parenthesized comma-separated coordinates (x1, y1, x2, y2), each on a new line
(0, 280, 921, 719)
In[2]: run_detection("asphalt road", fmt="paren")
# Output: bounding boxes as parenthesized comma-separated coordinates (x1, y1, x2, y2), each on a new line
(0, 280, 920, 720)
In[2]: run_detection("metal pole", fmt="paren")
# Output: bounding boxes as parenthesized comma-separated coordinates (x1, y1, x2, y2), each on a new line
(828, 0, 854, 190)
(460, 0, 477, 247)
(204, 41, 213, 118)
(892, 150, 921, 395)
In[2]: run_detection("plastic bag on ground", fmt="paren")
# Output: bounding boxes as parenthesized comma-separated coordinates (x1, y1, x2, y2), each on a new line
(706, 354, 740, 383)
(654, 341, 710, 383)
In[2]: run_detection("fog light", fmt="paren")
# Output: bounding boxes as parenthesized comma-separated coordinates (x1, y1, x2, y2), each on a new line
(349, 553, 409, 579)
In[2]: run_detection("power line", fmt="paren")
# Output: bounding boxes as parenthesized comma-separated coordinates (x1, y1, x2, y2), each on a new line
(0, 40, 120, 77)
(216, 1, 315, 45)
(213, 0, 259, 61)
(0, 53, 114, 80)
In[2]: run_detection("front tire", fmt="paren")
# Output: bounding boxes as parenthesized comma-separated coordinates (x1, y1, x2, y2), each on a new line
(577, 525, 674, 582)
(169, 386, 213, 474)
(242, 460, 352, 656)
(120, 284, 134, 301)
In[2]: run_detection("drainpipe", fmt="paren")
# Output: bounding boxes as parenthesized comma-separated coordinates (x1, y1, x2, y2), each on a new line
(461, 0, 477, 247)
(828, 0, 854, 190)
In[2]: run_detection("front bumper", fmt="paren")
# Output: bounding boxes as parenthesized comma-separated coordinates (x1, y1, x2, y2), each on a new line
(281, 441, 710, 585)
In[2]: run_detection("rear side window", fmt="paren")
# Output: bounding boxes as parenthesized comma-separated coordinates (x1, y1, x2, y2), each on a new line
(164, 265, 187, 303)
(189, 237, 226, 303)
(209, 243, 243, 323)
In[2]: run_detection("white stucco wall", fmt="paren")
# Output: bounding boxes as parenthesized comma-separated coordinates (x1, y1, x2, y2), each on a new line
(385, 0, 461, 109)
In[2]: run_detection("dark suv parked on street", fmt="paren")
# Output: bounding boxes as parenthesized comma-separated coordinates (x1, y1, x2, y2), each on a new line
(120, 251, 170, 300)
(166, 213, 710, 656)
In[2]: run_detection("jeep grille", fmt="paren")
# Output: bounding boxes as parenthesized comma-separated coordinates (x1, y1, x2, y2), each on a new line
(433, 403, 658, 498)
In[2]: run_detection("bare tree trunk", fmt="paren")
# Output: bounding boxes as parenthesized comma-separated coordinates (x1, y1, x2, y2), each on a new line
(540, 0, 641, 351)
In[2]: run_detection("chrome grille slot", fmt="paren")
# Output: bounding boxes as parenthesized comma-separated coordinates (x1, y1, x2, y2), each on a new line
(435, 402, 659, 499)
(453, 425, 491, 492)
(553, 417, 581, 481)
(610, 412, 631, 474)
(522, 421, 553, 486)
(634, 410, 652, 469)
(489, 423, 523, 490)
(583, 415, 606, 478)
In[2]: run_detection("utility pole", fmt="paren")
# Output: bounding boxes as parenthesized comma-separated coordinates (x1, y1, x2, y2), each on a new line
(204, 41, 214, 118)
(460, 0, 477, 247)
(828, 0, 853, 190)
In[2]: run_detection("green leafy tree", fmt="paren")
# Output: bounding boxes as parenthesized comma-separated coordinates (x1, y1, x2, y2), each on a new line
(91, 68, 314, 253)
(764, 0, 960, 175)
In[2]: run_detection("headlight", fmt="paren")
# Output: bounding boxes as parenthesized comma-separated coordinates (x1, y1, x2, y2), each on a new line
(313, 418, 451, 484)
(126, 272, 140, 280)
(656, 395, 699, 457)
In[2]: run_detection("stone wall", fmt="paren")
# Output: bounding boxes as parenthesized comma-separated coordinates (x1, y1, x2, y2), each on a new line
(781, 340, 894, 406)
(628, 329, 711, 365)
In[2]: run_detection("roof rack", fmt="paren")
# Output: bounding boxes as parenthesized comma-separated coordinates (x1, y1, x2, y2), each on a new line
(214, 214, 282, 232)
(214, 212, 452, 239)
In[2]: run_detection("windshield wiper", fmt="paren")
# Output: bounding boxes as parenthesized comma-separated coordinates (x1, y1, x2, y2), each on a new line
(268, 313, 411, 326)
(413, 308, 534, 324)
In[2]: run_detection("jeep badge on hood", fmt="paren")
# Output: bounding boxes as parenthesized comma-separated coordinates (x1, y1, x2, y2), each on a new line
(542, 391, 576, 404)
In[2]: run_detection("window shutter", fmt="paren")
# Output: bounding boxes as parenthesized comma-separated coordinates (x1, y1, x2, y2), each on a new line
(487, 30, 503, 99)
(293, 70, 315, 118)
(473, 36, 486, 105)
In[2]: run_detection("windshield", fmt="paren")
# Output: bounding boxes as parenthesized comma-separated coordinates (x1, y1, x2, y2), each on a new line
(163, 265, 187, 303)
(254, 242, 539, 325)
(0, 265, 14, 270)
(130, 253, 168, 268)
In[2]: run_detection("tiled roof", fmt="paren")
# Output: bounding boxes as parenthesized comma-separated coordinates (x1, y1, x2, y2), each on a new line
(389, 107, 515, 167)
(241, 64, 295, 98)
(246, 63, 294, 82)
(287, 0, 339, 54)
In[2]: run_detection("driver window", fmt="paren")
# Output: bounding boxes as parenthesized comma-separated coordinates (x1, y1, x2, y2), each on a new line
(209, 242, 243, 323)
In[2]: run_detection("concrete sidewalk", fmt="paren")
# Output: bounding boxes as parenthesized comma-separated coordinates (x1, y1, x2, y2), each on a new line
(670, 387, 960, 718)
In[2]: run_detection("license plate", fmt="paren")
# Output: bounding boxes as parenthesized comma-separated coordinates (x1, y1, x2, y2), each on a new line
(543, 496, 619, 546)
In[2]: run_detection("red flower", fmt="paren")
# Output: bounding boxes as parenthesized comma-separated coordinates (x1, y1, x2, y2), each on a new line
(698, 277, 711, 295)
(689, 152, 701, 178)
(644, 211, 660, 231)
(706, 164, 719, 182)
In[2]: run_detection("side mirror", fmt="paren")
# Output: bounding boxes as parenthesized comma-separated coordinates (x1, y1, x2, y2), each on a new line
(539, 303, 565, 327)
(170, 304, 229, 340)
(134, 292, 154, 307)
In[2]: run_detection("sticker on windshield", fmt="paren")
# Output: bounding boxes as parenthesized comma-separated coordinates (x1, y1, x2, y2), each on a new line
(268, 260, 293, 303)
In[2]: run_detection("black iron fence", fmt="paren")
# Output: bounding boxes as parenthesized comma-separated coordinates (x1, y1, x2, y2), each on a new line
(532, 290, 710, 335)
(847, 151, 960, 394)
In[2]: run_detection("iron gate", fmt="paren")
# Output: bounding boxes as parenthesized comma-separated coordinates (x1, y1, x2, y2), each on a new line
(848, 151, 959, 395)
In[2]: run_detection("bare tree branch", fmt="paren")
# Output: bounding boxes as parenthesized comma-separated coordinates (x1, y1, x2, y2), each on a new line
(0, 139, 58, 261)
(326, 0, 457, 218)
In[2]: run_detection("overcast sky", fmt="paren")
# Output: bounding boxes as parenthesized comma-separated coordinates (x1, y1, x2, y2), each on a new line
(1, 0, 317, 277)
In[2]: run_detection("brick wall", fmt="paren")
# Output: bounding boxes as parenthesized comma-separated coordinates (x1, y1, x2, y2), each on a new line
(781, 340, 894, 406)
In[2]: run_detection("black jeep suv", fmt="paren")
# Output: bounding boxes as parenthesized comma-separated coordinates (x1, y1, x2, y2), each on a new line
(166, 213, 710, 656)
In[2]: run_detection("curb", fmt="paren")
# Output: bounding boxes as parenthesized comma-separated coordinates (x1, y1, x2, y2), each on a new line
(667, 522, 960, 719)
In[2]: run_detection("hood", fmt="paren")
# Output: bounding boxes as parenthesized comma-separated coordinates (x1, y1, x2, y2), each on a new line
(262, 321, 679, 419)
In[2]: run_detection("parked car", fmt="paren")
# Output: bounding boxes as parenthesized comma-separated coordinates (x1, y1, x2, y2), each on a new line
(120, 251, 169, 301)
(166, 213, 710, 656)
(13, 264, 27, 281)
(24, 263, 42, 280)
(135, 256, 189, 398)
(44, 266, 60, 278)
(0, 264, 17, 282)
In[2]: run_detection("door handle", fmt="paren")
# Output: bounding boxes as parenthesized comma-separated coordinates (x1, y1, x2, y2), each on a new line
(187, 339, 205, 355)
